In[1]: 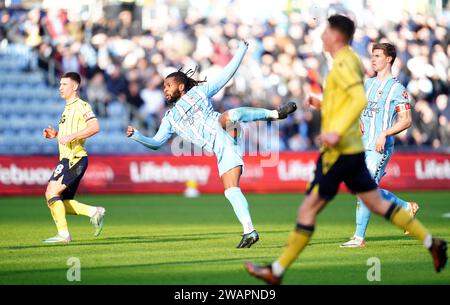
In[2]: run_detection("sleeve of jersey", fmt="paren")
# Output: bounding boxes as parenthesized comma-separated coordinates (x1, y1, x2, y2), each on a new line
(130, 117, 173, 150)
(332, 60, 368, 136)
(80, 102, 97, 122)
(199, 41, 248, 98)
(393, 86, 411, 112)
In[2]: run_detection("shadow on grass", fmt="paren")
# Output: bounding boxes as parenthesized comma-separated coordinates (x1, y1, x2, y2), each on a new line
(0, 255, 276, 279)
(257, 234, 417, 250)
(2, 229, 293, 251)
(2, 231, 246, 250)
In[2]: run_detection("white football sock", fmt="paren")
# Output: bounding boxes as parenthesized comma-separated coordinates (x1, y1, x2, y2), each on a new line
(271, 261, 285, 277)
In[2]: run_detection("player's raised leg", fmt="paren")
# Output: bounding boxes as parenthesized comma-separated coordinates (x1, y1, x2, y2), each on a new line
(63, 199, 106, 237)
(218, 102, 297, 128)
(222, 166, 259, 248)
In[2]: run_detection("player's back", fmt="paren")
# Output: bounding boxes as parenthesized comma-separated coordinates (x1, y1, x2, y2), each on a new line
(362, 77, 407, 152)
(165, 86, 220, 152)
(321, 46, 366, 155)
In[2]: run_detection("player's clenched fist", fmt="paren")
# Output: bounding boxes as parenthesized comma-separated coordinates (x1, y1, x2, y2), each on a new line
(126, 125, 135, 137)
(43, 125, 58, 139)
(305, 94, 322, 109)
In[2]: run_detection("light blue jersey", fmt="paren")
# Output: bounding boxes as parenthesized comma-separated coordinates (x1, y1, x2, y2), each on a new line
(131, 42, 248, 154)
(353, 76, 412, 240)
(361, 76, 410, 153)
(131, 42, 265, 237)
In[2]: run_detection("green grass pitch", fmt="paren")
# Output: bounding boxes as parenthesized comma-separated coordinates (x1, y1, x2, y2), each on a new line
(0, 192, 449, 284)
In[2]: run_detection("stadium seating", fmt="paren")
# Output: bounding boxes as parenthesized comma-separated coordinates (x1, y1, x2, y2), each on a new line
(0, 44, 155, 155)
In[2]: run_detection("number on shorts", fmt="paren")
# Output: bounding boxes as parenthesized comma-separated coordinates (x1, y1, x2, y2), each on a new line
(54, 164, 64, 176)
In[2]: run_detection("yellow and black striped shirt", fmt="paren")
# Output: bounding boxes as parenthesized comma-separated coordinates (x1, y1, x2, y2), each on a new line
(58, 98, 96, 164)
(321, 46, 367, 155)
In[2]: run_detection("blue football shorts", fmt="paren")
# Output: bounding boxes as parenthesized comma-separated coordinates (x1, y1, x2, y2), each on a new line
(213, 120, 244, 177)
(364, 150, 392, 184)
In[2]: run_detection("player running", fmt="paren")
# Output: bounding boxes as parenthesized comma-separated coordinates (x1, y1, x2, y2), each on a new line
(127, 40, 297, 248)
(42, 72, 106, 243)
(244, 15, 447, 284)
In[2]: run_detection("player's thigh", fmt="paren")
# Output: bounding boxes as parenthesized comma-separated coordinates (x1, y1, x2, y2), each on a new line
(46, 159, 71, 197)
(356, 188, 390, 215)
(298, 191, 328, 224)
(343, 153, 378, 194)
(216, 139, 244, 179)
(46, 177, 67, 199)
(47, 157, 88, 200)
(221, 165, 242, 189)
(61, 157, 88, 200)
(306, 153, 345, 202)
(365, 150, 391, 184)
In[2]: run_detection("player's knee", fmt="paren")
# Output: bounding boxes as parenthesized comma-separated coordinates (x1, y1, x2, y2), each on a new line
(298, 201, 315, 219)
(45, 186, 60, 202)
(219, 112, 229, 128)
(45, 190, 52, 201)
(361, 197, 382, 213)
(46, 195, 62, 207)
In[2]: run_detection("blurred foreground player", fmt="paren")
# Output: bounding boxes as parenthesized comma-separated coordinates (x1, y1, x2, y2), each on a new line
(42, 72, 106, 243)
(127, 40, 297, 248)
(245, 15, 447, 284)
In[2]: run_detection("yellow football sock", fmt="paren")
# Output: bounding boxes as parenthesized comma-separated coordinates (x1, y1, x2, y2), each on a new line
(278, 224, 314, 269)
(389, 205, 430, 242)
(48, 198, 68, 233)
(63, 199, 95, 217)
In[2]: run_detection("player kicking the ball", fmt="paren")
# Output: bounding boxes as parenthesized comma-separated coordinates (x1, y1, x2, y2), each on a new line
(126, 40, 297, 248)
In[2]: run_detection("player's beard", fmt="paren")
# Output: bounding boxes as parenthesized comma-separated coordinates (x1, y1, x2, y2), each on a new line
(166, 90, 182, 104)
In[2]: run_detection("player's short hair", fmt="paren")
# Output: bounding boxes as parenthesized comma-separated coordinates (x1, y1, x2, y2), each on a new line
(327, 14, 355, 44)
(166, 67, 206, 92)
(62, 72, 81, 85)
(372, 43, 397, 65)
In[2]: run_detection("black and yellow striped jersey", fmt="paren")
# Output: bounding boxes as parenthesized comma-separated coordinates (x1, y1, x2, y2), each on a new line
(321, 46, 367, 155)
(58, 98, 96, 164)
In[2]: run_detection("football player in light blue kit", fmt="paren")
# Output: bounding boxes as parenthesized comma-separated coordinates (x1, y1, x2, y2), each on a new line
(126, 40, 297, 248)
(341, 42, 419, 247)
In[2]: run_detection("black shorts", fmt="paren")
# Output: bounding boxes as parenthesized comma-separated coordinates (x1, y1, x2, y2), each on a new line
(306, 152, 377, 201)
(48, 157, 88, 200)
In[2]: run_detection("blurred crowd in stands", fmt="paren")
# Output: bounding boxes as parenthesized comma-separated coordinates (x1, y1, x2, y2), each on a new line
(0, 0, 449, 151)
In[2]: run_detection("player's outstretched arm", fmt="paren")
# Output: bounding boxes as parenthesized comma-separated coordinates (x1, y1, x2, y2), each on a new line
(127, 117, 173, 150)
(202, 40, 249, 97)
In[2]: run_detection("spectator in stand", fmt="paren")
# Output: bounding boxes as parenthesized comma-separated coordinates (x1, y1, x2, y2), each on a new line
(105, 65, 128, 99)
(1, 1, 448, 152)
(140, 74, 165, 134)
(87, 72, 111, 118)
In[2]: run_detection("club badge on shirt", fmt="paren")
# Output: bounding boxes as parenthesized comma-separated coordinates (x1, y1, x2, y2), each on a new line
(401, 91, 409, 100)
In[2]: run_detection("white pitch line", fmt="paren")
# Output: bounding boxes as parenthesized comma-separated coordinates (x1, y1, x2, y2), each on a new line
(442, 213, 450, 218)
